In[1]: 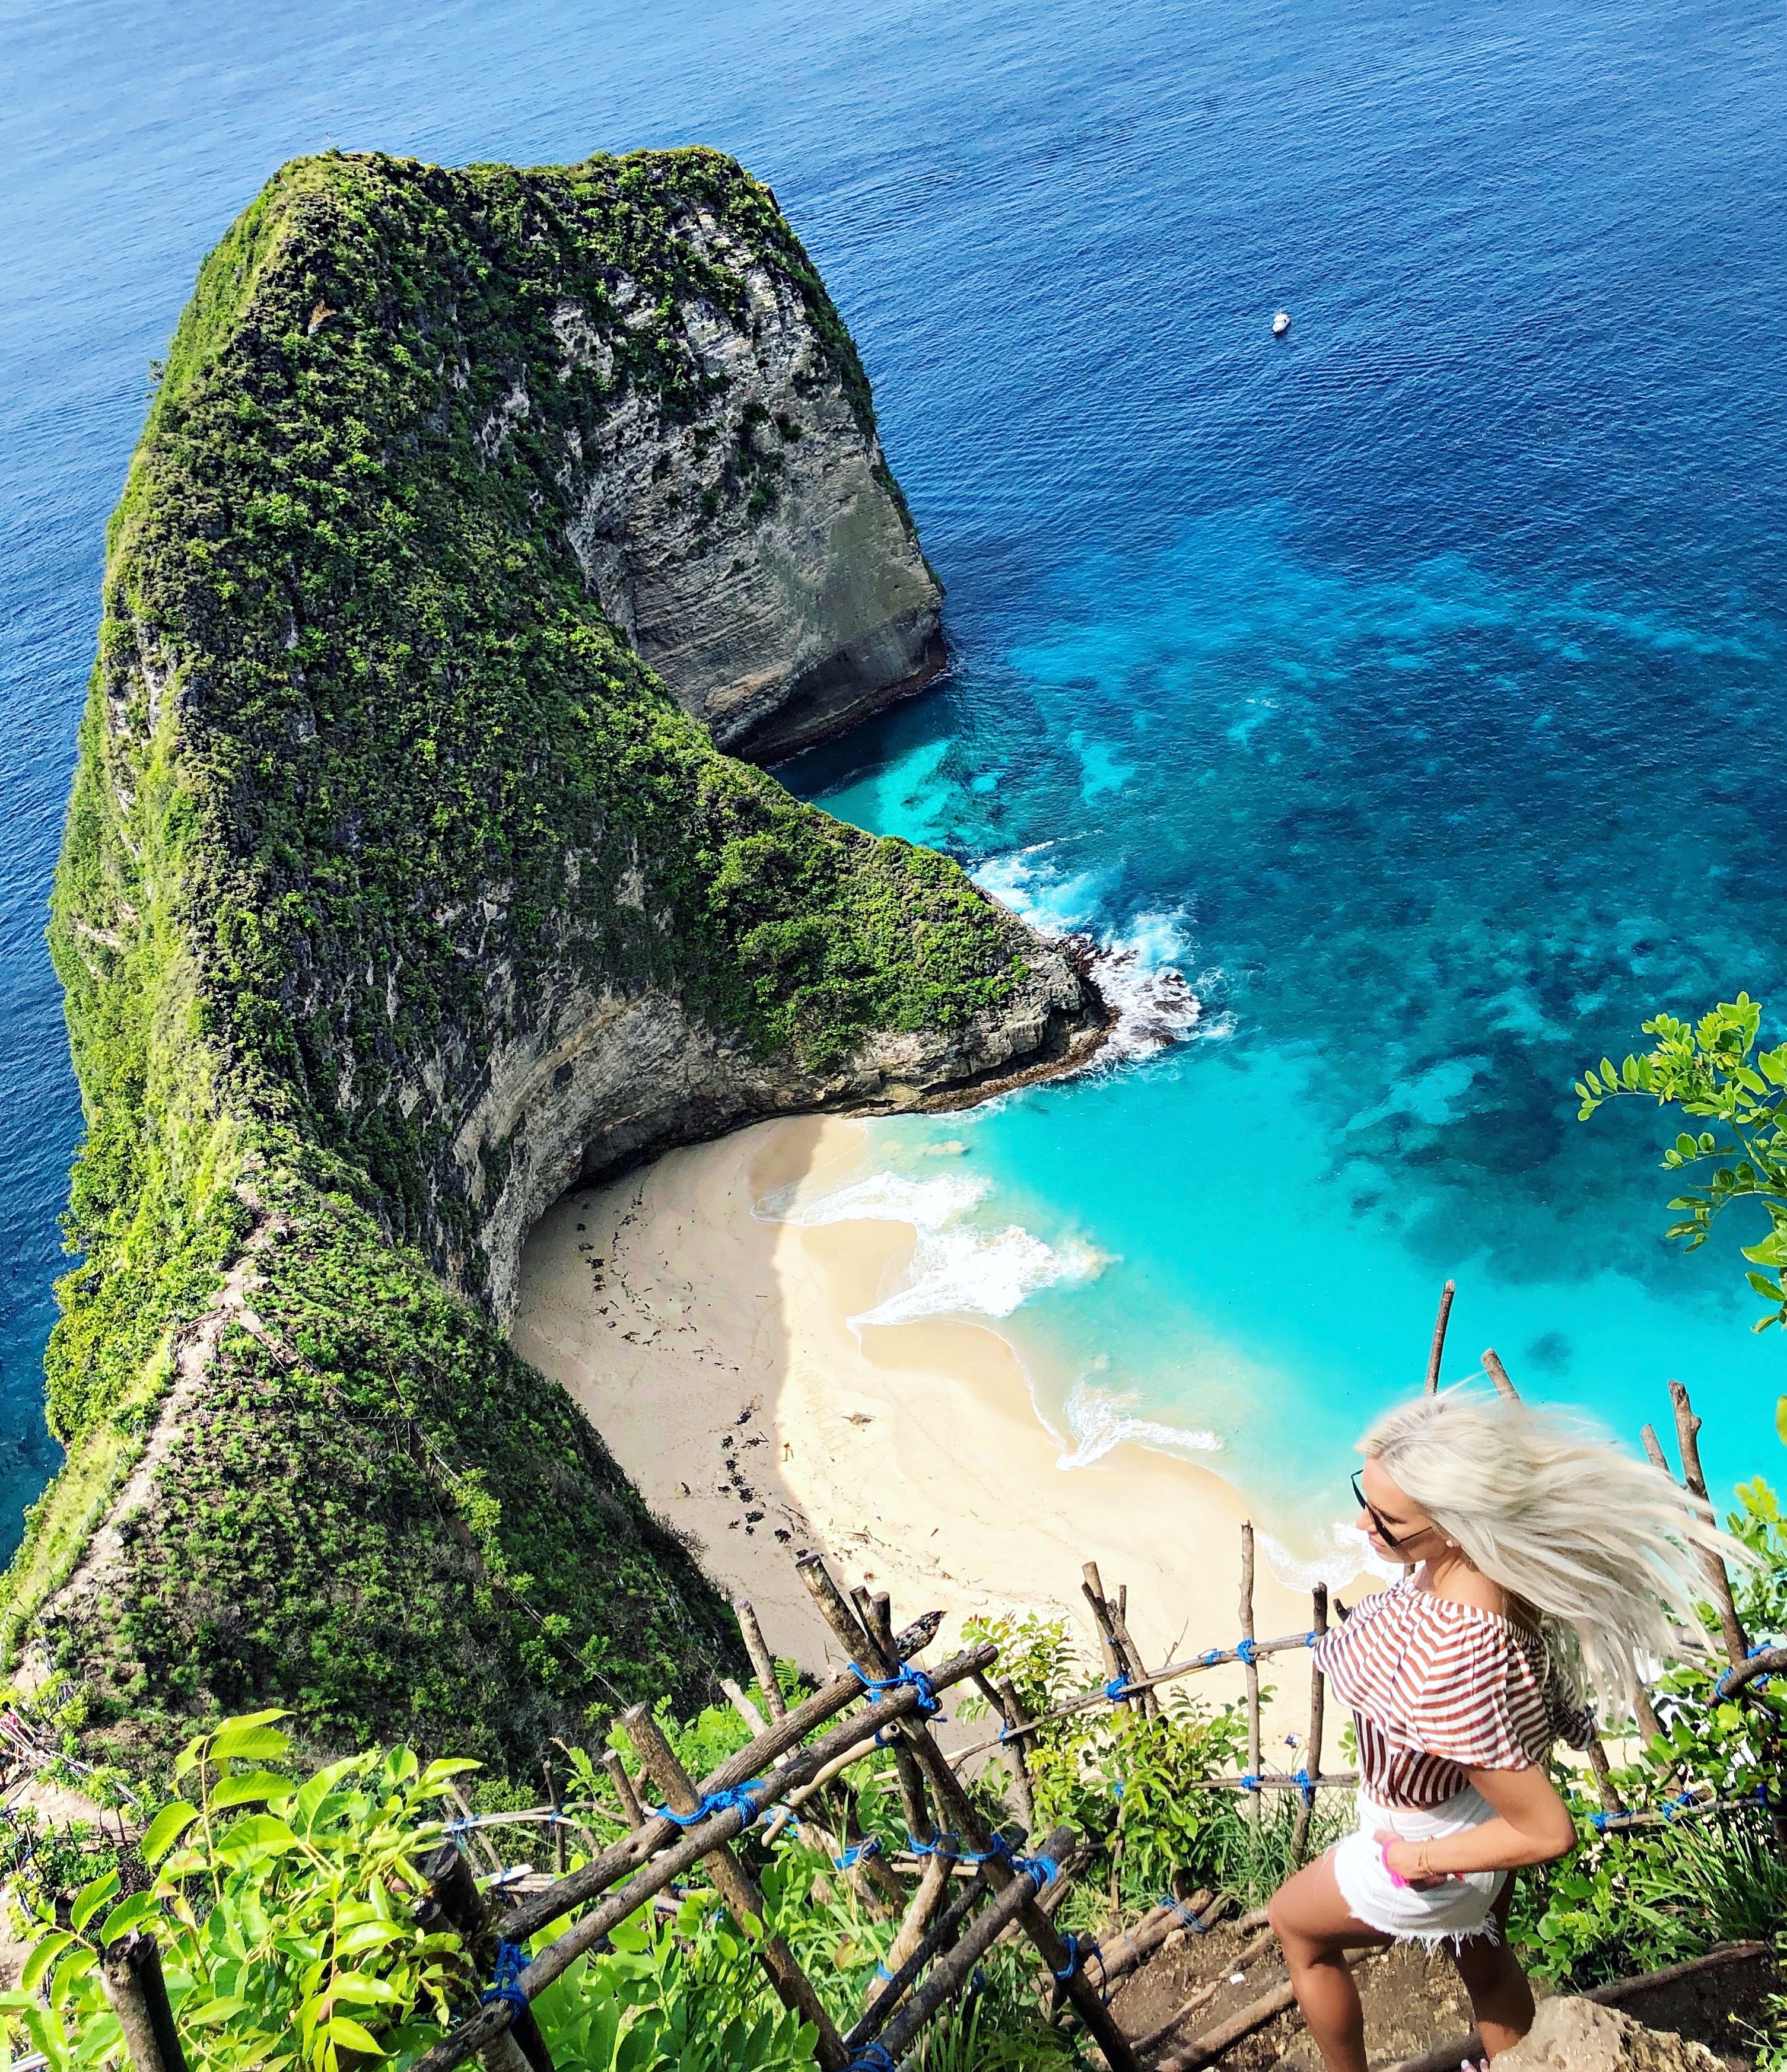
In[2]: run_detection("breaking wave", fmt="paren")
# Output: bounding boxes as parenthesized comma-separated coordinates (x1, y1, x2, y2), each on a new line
(973, 846, 1231, 1062)
(1054, 1374, 1223, 1471)
(759, 1170, 1107, 1333)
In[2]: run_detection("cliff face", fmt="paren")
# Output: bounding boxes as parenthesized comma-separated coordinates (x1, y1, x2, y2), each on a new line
(552, 201, 945, 758)
(14, 145, 1099, 1772)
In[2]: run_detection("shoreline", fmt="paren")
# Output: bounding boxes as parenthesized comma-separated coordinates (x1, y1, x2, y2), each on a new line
(511, 1115, 1368, 1735)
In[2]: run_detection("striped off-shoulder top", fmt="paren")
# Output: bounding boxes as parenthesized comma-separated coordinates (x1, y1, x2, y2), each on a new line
(1315, 1579, 1596, 1808)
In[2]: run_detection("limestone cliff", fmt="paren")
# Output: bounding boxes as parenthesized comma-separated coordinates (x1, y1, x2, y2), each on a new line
(8, 144, 1101, 1774)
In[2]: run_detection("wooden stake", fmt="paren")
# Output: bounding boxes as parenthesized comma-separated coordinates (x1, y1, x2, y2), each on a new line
(1239, 1523, 1261, 1823)
(849, 1865, 987, 2044)
(732, 1596, 786, 1720)
(98, 1933, 187, 2072)
(1481, 1349, 1519, 1401)
(1670, 1379, 1748, 1667)
(997, 1675, 1038, 1833)
(1583, 1736, 1624, 1816)
(1080, 1562, 1129, 1702)
(1639, 1424, 1672, 1476)
(624, 1705, 848, 2070)
(599, 1749, 643, 1829)
(1289, 1582, 1328, 1867)
(865, 1839, 960, 2007)
(721, 1678, 769, 1737)
(543, 1759, 566, 1878)
(1426, 1280, 1456, 1393)
(1107, 1589, 1160, 1720)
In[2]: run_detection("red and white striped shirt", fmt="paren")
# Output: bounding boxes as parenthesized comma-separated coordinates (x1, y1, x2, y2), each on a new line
(1315, 1580, 1595, 1808)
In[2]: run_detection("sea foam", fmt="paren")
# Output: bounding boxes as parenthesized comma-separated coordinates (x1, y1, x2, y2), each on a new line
(1054, 1373, 1223, 1471)
(1261, 1520, 1403, 1595)
(760, 1169, 1106, 1333)
(973, 846, 1229, 1062)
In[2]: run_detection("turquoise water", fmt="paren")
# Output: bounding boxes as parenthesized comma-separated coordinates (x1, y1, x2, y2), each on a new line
(4, 0, 1784, 1554)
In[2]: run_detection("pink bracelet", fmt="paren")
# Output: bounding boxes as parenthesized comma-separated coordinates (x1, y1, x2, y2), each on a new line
(1380, 1841, 1410, 1890)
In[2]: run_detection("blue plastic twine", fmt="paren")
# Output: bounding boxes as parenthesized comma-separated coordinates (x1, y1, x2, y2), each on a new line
(651, 1779, 768, 1830)
(836, 1838, 882, 1869)
(848, 1660, 942, 1719)
(480, 1940, 529, 2015)
(1052, 1933, 1081, 1981)
(1236, 1637, 1260, 1665)
(1105, 1675, 1136, 1702)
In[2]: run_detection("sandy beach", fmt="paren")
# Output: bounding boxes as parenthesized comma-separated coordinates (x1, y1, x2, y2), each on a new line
(511, 1115, 1373, 1744)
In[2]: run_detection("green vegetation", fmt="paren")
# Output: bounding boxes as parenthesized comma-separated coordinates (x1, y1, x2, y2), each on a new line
(16, 144, 1036, 1774)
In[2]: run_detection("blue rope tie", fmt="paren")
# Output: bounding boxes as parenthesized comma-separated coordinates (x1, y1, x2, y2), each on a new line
(1236, 1637, 1260, 1666)
(1051, 1933, 1081, 1981)
(1015, 1849, 1060, 1888)
(873, 1959, 896, 1982)
(1589, 1809, 1613, 1833)
(905, 1831, 956, 1857)
(848, 1660, 942, 1720)
(848, 2047, 899, 2072)
(1661, 1790, 1698, 1822)
(480, 1940, 529, 2015)
(1292, 1767, 1315, 1805)
(1162, 1893, 1210, 1933)
(1200, 1647, 1224, 1667)
(1105, 1675, 1136, 1702)
(1238, 1772, 1263, 1793)
(651, 1779, 768, 1830)
(837, 1837, 883, 1869)
(1304, 1629, 1321, 1648)
(1713, 1644, 1776, 1701)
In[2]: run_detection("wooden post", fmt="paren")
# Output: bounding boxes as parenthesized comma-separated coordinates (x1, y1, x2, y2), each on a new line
(1481, 1349, 1519, 1401)
(543, 1759, 566, 1878)
(867, 1828, 1076, 2064)
(1640, 1424, 1672, 1476)
(996, 1675, 1039, 1834)
(600, 1749, 643, 1828)
(416, 1844, 555, 2072)
(1584, 1736, 1624, 1816)
(1289, 1583, 1328, 1866)
(733, 1596, 786, 1720)
(1239, 1523, 1261, 1824)
(853, 1589, 936, 1847)
(1426, 1281, 1456, 1393)
(1670, 1380, 1748, 1667)
(797, 1555, 1143, 2072)
(623, 1705, 848, 2071)
(866, 1838, 960, 2006)
(1108, 1586, 1160, 1720)
(1081, 1562, 1135, 1708)
(721, 1678, 769, 1736)
(98, 1932, 187, 2072)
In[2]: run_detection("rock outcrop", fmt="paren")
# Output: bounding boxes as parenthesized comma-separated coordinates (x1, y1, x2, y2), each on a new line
(1497, 1999, 1724, 2072)
(7, 145, 1100, 1772)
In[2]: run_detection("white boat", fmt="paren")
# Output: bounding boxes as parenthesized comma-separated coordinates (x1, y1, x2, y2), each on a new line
(1273, 310, 1291, 338)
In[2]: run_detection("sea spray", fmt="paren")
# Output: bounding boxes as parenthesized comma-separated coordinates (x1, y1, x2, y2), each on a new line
(757, 1170, 1108, 1334)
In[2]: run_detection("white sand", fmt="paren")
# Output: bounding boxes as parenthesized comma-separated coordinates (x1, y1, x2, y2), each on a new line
(512, 1115, 1364, 1740)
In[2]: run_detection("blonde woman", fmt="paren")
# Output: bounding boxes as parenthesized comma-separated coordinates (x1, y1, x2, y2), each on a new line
(1267, 1389, 1737, 2072)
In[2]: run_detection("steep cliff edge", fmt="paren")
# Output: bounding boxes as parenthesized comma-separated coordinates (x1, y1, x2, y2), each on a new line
(9, 145, 1101, 1775)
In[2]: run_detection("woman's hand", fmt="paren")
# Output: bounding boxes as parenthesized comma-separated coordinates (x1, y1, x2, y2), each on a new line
(1373, 1831, 1458, 1888)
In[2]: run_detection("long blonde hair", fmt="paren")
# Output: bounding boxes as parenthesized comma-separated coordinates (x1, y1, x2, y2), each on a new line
(1362, 1387, 1747, 1718)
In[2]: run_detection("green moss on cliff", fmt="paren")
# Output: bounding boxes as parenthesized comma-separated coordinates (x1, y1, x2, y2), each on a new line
(18, 145, 1032, 1769)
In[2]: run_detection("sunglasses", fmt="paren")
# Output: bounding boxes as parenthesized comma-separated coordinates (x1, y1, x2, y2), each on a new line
(1351, 1469, 1416, 1552)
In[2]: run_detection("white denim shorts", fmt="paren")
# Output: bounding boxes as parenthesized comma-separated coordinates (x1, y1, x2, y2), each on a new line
(1330, 1787, 1506, 1948)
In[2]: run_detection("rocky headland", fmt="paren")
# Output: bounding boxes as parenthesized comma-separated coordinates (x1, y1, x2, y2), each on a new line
(8, 145, 1102, 1775)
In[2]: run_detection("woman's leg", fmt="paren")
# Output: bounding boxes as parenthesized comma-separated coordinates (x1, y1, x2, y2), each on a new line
(1448, 1876, 1535, 2058)
(1268, 1855, 1390, 2072)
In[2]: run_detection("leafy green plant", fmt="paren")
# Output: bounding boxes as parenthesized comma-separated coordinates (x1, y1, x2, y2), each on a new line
(529, 1892, 817, 2072)
(1576, 994, 1787, 1342)
(1, 1711, 475, 2071)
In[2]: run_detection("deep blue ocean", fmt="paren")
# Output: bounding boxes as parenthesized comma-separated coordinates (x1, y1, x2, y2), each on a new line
(4, 0, 1784, 1559)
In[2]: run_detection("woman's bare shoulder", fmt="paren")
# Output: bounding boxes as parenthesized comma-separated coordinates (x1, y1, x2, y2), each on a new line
(1419, 1564, 1517, 1623)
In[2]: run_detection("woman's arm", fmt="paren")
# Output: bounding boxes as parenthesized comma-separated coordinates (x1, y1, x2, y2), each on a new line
(1376, 1764, 1577, 1885)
